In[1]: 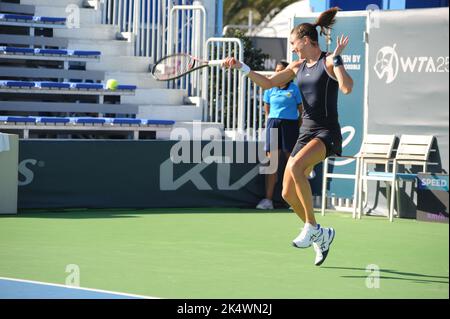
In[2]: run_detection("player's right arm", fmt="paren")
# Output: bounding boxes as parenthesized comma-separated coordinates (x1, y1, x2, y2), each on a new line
(222, 57, 303, 90)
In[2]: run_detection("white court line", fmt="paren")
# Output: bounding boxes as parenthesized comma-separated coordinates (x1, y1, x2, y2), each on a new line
(0, 276, 160, 299)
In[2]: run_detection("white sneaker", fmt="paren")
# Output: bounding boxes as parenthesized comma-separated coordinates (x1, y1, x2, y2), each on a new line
(312, 227, 335, 266)
(256, 199, 274, 210)
(292, 223, 323, 248)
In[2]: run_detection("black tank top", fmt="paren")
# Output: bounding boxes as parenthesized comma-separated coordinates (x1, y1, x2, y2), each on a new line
(296, 52, 339, 128)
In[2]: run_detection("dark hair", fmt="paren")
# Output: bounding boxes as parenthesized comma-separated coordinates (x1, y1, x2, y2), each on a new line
(277, 60, 289, 69)
(291, 7, 340, 44)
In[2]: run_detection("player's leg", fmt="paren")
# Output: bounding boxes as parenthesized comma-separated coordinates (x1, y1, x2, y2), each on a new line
(280, 118, 305, 214)
(289, 138, 336, 250)
(282, 157, 304, 221)
(282, 160, 314, 222)
(286, 161, 327, 250)
(281, 130, 310, 220)
(289, 138, 326, 226)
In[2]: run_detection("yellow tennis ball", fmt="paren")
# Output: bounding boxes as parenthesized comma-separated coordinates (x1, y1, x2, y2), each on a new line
(106, 79, 119, 91)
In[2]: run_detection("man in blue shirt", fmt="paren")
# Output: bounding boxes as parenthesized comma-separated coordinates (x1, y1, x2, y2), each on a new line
(257, 61, 303, 210)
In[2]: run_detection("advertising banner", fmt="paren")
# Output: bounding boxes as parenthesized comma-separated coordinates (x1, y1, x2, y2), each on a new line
(368, 8, 449, 173)
(18, 140, 281, 209)
(364, 8, 449, 216)
(249, 37, 288, 71)
(416, 173, 449, 223)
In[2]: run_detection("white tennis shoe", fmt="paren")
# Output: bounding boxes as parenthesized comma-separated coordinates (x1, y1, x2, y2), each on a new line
(292, 223, 323, 248)
(312, 227, 335, 266)
(256, 198, 274, 210)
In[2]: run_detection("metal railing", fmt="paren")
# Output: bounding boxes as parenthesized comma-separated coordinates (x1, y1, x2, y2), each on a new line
(99, 1, 271, 140)
(168, 4, 206, 97)
(203, 37, 243, 131)
(241, 71, 274, 141)
(203, 38, 274, 140)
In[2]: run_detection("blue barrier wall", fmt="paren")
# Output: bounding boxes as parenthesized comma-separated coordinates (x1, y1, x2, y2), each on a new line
(17, 140, 288, 209)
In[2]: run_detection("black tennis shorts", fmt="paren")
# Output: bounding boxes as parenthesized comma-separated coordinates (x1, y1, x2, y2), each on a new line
(265, 118, 300, 153)
(291, 119, 343, 158)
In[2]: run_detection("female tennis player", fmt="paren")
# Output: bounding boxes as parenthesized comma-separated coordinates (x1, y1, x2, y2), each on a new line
(223, 7, 353, 266)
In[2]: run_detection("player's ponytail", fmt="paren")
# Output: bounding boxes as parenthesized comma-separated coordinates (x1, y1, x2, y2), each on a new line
(291, 7, 340, 44)
(313, 7, 340, 36)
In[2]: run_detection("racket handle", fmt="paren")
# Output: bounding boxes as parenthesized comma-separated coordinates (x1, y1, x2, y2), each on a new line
(208, 59, 226, 67)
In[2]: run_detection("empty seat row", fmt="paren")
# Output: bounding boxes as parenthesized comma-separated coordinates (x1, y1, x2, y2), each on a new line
(0, 46, 101, 58)
(0, 80, 137, 92)
(0, 116, 175, 126)
(0, 13, 66, 25)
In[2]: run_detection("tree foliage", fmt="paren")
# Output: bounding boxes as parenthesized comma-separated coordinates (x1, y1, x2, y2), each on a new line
(223, 0, 300, 26)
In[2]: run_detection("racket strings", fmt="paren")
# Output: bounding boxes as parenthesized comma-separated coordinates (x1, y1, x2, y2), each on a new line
(153, 55, 195, 80)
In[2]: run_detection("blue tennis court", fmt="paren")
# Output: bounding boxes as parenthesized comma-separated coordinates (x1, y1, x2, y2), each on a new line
(0, 277, 156, 299)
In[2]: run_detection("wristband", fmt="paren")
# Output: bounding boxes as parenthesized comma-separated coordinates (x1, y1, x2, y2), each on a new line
(239, 62, 251, 76)
(333, 55, 344, 67)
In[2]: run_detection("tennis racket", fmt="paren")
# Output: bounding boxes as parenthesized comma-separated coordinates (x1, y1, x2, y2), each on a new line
(150, 53, 225, 81)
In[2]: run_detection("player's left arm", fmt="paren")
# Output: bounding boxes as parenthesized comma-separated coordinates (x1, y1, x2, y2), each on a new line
(326, 35, 353, 95)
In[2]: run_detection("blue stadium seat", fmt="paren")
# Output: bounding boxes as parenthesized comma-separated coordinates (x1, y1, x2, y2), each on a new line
(0, 80, 137, 93)
(72, 83, 104, 90)
(35, 16, 66, 24)
(112, 118, 143, 125)
(0, 14, 66, 25)
(147, 120, 176, 125)
(35, 49, 69, 55)
(76, 118, 106, 124)
(0, 80, 35, 88)
(0, 47, 101, 59)
(116, 85, 138, 91)
(38, 82, 71, 89)
(5, 116, 37, 123)
(72, 50, 102, 57)
(0, 116, 176, 139)
(0, 47, 34, 54)
(39, 117, 71, 124)
(0, 14, 34, 21)
(1, 116, 175, 126)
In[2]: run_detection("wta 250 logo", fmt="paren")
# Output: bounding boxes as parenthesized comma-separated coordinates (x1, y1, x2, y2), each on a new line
(374, 44, 449, 84)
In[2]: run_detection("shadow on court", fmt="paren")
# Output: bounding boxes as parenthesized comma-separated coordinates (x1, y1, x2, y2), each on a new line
(0, 211, 141, 219)
(322, 266, 449, 284)
(2, 208, 293, 219)
(0, 208, 294, 219)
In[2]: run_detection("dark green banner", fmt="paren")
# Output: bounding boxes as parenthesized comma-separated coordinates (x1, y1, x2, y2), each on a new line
(18, 140, 292, 209)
